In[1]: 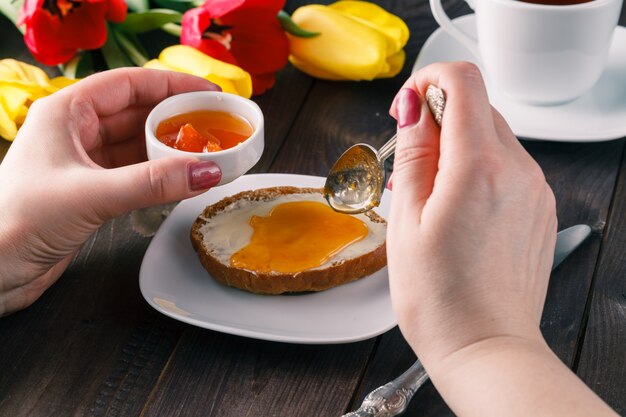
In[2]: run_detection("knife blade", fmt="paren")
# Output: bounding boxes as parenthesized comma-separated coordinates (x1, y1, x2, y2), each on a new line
(552, 224, 591, 270)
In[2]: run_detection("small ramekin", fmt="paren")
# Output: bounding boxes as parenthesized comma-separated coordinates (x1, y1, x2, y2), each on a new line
(145, 91, 264, 186)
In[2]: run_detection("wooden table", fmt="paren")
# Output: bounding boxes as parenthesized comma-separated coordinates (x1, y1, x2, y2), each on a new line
(1, 1, 625, 415)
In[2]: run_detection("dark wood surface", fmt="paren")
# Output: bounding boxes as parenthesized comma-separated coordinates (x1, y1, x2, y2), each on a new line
(1, 1, 625, 416)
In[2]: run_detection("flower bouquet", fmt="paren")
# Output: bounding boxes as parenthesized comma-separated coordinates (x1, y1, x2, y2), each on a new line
(0, 0, 409, 141)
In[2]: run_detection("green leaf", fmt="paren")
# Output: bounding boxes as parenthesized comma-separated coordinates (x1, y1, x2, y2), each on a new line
(125, 0, 148, 12)
(151, 0, 194, 13)
(102, 24, 134, 69)
(161, 22, 182, 37)
(60, 52, 95, 78)
(121, 30, 149, 58)
(119, 9, 183, 33)
(277, 10, 319, 38)
(114, 30, 148, 66)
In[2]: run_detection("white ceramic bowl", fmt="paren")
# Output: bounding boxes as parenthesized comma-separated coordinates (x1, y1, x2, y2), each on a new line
(145, 91, 264, 186)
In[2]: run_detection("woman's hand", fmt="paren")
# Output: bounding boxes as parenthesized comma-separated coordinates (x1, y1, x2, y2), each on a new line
(386, 62, 617, 417)
(388, 62, 557, 359)
(0, 68, 222, 316)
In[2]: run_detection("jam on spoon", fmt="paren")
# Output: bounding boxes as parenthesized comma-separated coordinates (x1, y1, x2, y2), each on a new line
(324, 85, 446, 214)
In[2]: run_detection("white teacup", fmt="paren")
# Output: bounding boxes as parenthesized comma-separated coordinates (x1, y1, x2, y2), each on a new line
(430, 0, 623, 105)
(145, 91, 264, 186)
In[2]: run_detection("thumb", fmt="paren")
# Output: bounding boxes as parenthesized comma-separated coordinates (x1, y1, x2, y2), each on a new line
(93, 157, 221, 219)
(390, 88, 441, 217)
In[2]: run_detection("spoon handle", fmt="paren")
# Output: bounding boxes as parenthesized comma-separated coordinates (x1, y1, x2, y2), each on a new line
(341, 359, 428, 417)
(377, 134, 397, 162)
(376, 85, 445, 164)
(426, 85, 445, 126)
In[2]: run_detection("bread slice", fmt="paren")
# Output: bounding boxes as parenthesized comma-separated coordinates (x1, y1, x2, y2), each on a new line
(190, 186, 387, 294)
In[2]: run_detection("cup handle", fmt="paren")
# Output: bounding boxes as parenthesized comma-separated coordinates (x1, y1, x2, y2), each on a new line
(429, 0, 480, 59)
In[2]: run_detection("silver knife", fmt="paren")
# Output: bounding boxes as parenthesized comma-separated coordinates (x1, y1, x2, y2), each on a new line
(552, 224, 591, 270)
(342, 224, 592, 417)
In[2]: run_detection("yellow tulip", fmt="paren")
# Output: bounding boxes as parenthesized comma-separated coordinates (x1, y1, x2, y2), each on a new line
(287, 1, 409, 81)
(0, 59, 77, 141)
(144, 45, 253, 99)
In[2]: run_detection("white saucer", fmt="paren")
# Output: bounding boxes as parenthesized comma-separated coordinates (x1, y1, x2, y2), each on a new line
(413, 15, 626, 142)
(139, 174, 396, 344)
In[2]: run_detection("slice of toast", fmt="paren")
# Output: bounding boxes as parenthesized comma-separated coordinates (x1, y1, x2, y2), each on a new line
(190, 186, 387, 294)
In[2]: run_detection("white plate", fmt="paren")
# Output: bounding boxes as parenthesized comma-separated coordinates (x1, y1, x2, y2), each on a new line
(414, 15, 626, 142)
(139, 173, 395, 344)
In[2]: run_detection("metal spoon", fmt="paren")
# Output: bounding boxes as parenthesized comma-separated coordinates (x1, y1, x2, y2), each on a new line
(324, 85, 446, 214)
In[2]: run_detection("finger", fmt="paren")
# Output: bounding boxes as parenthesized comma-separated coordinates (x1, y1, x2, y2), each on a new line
(60, 68, 220, 118)
(491, 106, 520, 148)
(389, 88, 441, 219)
(391, 62, 498, 151)
(97, 105, 154, 146)
(90, 157, 222, 219)
(89, 135, 147, 168)
(55, 68, 220, 151)
(490, 107, 542, 171)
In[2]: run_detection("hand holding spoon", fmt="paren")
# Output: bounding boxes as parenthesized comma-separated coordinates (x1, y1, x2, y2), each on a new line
(324, 85, 446, 213)
(341, 224, 592, 417)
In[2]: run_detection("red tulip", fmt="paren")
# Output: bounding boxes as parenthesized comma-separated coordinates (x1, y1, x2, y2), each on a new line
(18, 0, 127, 66)
(181, 0, 289, 95)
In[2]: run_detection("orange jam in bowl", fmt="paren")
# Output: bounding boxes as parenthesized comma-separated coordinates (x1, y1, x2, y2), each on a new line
(146, 91, 264, 186)
(155, 110, 253, 153)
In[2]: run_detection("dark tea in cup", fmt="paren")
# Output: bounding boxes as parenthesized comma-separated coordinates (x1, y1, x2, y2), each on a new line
(519, 0, 592, 5)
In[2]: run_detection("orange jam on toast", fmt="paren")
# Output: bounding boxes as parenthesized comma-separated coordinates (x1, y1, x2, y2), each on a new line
(230, 201, 368, 273)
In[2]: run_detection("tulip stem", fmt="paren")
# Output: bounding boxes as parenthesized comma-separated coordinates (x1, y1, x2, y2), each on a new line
(277, 10, 319, 38)
(114, 30, 148, 66)
(102, 23, 134, 69)
(59, 51, 95, 78)
(162, 23, 182, 37)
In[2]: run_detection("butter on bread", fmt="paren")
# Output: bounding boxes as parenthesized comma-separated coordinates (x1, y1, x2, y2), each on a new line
(190, 186, 387, 294)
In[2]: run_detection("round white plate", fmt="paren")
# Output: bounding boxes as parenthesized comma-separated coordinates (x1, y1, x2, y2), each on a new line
(414, 15, 626, 142)
(139, 173, 395, 344)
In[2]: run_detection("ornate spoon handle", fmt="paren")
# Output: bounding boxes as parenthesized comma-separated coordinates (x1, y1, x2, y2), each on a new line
(342, 359, 429, 417)
(377, 85, 445, 164)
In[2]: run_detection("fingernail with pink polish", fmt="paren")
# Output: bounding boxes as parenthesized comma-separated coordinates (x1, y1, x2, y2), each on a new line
(397, 88, 421, 128)
(188, 160, 221, 191)
(386, 173, 393, 190)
